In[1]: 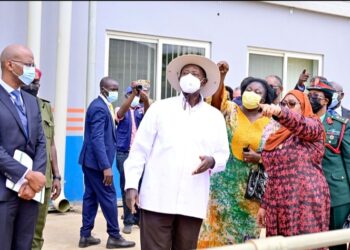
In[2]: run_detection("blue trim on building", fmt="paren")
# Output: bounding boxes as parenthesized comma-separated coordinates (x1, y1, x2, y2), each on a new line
(64, 136, 121, 201)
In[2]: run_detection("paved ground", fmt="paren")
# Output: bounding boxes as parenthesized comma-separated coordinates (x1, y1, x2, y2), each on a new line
(42, 203, 140, 250)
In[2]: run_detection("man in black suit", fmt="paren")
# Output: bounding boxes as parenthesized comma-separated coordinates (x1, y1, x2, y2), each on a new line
(0, 44, 47, 250)
(329, 81, 350, 119)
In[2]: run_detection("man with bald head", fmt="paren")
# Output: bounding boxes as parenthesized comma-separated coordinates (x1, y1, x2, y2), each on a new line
(78, 76, 135, 248)
(0, 44, 46, 249)
(329, 81, 350, 119)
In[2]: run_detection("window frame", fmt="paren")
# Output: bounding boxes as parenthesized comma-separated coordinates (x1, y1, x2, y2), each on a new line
(105, 31, 211, 101)
(247, 47, 323, 95)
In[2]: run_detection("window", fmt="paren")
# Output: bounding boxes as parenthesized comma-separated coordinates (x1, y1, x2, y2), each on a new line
(248, 48, 323, 94)
(106, 32, 210, 106)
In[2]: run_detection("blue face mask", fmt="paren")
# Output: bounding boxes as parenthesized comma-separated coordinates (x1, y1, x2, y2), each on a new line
(106, 91, 119, 103)
(329, 92, 339, 109)
(130, 96, 140, 108)
(18, 66, 36, 85)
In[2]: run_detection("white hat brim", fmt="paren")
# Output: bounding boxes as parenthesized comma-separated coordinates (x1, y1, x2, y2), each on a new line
(166, 54, 220, 98)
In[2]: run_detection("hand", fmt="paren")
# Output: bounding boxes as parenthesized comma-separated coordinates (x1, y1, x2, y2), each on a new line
(259, 103, 281, 118)
(51, 179, 61, 200)
(139, 90, 149, 103)
(217, 61, 229, 76)
(25, 170, 46, 192)
(242, 148, 261, 164)
(257, 207, 266, 227)
(18, 181, 36, 200)
(297, 69, 310, 86)
(192, 156, 215, 175)
(125, 188, 139, 214)
(103, 168, 113, 186)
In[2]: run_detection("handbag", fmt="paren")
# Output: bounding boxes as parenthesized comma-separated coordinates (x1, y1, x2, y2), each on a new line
(343, 213, 350, 229)
(244, 164, 268, 202)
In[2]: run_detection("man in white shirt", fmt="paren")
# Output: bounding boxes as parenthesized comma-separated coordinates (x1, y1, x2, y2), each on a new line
(124, 54, 229, 249)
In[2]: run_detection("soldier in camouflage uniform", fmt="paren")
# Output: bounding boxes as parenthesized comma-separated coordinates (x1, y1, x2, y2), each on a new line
(21, 68, 62, 250)
(307, 78, 350, 250)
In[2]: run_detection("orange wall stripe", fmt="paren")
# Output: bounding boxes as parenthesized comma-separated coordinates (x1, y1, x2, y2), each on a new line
(66, 127, 84, 131)
(67, 108, 85, 113)
(51, 108, 85, 113)
(67, 117, 84, 122)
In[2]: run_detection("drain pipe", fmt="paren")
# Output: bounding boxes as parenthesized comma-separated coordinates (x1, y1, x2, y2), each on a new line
(27, 1, 42, 67)
(52, 1, 72, 213)
(86, 1, 97, 106)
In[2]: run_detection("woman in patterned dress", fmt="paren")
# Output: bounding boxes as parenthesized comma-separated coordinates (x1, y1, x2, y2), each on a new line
(257, 90, 330, 240)
(197, 64, 275, 247)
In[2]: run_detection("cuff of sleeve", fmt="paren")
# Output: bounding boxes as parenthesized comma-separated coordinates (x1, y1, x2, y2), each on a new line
(260, 200, 267, 209)
(18, 168, 30, 186)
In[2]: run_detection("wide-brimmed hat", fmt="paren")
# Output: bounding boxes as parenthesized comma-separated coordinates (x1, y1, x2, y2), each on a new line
(307, 77, 335, 95)
(166, 54, 220, 97)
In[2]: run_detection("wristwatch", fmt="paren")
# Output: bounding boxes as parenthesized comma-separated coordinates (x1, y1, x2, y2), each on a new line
(53, 175, 62, 181)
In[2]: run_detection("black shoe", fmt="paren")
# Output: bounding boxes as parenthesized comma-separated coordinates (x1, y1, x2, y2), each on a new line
(78, 236, 101, 248)
(106, 236, 135, 249)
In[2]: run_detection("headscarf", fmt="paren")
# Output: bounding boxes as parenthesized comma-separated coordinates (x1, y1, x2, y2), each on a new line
(264, 89, 317, 151)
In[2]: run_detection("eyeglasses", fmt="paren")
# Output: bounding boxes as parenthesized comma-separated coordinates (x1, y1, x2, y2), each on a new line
(11, 60, 35, 67)
(308, 94, 325, 101)
(280, 100, 300, 108)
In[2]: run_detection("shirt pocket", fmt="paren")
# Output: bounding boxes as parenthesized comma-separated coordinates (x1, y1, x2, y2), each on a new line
(43, 119, 54, 139)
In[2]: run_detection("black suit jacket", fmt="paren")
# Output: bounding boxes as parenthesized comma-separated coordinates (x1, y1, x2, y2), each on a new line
(0, 84, 46, 201)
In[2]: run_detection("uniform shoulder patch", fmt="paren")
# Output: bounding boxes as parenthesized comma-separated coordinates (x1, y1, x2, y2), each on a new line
(40, 98, 51, 103)
(331, 114, 349, 124)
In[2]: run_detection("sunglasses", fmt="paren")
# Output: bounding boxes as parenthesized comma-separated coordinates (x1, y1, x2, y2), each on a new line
(280, 100, 300, 108)
(308, 94, 325, 101)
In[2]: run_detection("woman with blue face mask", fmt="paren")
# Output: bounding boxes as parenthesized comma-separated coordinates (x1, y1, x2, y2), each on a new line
(198, 64, 276, 247)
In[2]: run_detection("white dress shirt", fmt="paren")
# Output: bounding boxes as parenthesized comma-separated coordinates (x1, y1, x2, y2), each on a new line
(124, 94, 229, 219)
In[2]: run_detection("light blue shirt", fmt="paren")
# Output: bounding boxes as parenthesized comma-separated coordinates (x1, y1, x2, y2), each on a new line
(0, 79, 29, 185)
(0, 79, 24, 105)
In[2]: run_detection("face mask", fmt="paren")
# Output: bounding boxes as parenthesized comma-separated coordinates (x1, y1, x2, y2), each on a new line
(179, 73, 201, 94)
(309, 97, 323, 113)
(329, 92, 339, 109)
(131, 96, 140, 108)
(106, 91, 118, 103)
(15, 66, 36, 85)
(21, 83, 39, 97)
(242, 91, 262, 110)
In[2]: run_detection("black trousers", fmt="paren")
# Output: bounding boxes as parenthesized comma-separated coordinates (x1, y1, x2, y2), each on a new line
(140, 209, 203, 250)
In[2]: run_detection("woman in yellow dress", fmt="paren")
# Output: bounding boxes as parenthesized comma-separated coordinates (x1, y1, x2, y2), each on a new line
(198, 62, 275, 247)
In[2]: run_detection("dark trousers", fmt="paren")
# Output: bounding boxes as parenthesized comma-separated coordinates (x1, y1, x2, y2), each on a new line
(0, 196, 39, 250)
(329, 203, 350, 250)
(116, 151, 140, 226)
(140, 209, 203, 250)
(80, 166, 121, 239)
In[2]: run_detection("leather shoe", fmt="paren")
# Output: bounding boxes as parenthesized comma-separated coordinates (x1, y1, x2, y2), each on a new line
(106, 236, 135, 248)
(79, 235, 101, 248)
(122, 225, 132, 234)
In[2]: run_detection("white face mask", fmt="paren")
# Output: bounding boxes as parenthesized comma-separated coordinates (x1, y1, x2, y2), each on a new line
(130, 96, 140, 108)
(179, 73, 201, 94)
(329, 92, 339, 109)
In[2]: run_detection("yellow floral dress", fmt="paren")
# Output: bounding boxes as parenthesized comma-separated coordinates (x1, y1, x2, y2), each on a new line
(198, 94, 270, 247)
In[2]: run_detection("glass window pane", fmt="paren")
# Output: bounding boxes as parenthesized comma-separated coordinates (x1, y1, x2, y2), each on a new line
(248, 54, 283, 80)
(108, 39, 157, 106)
(161, 44, 205, 99)
(287, 57, 319, 91)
